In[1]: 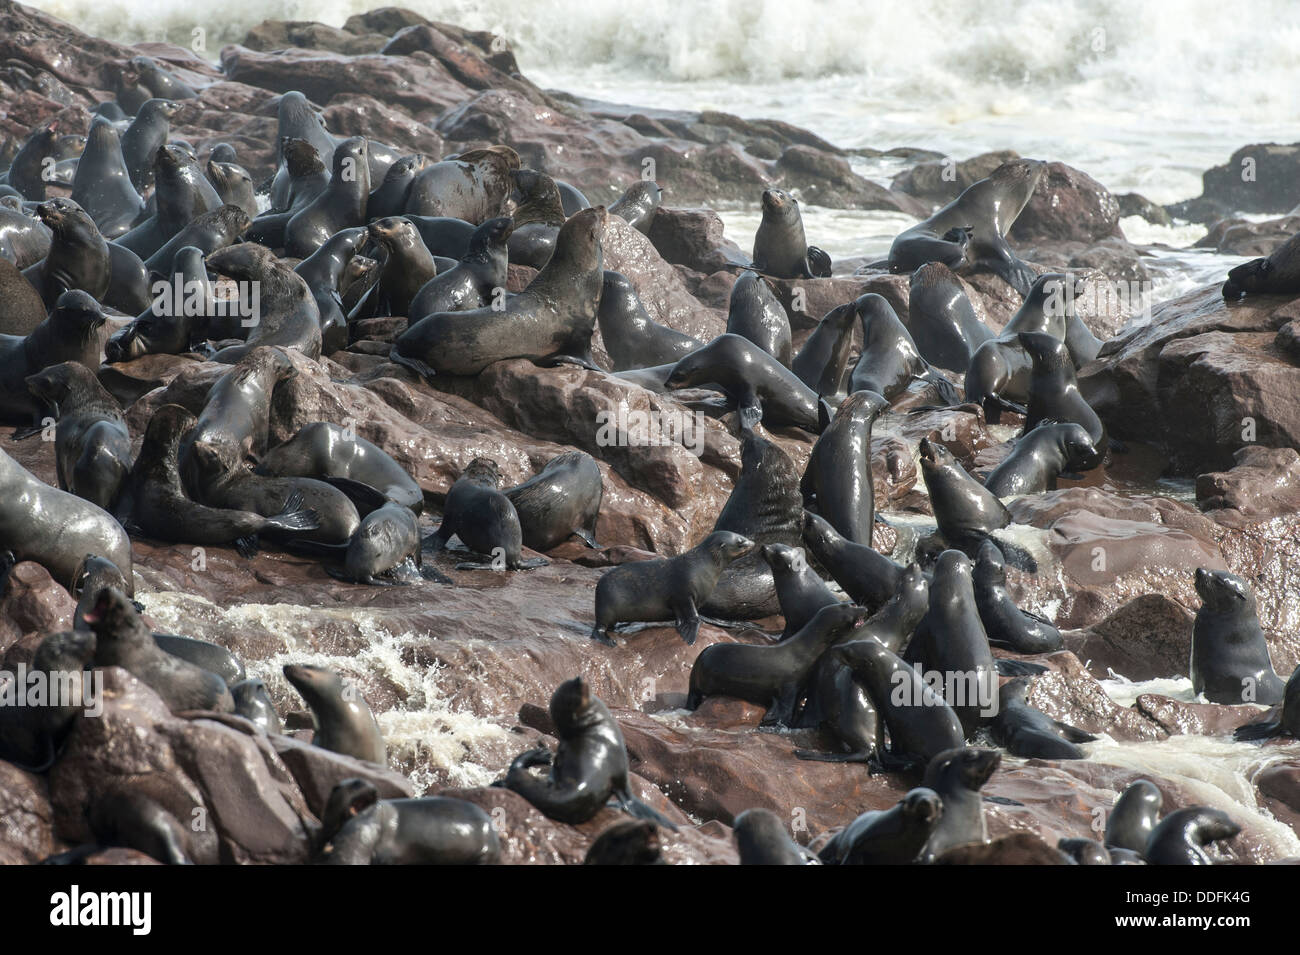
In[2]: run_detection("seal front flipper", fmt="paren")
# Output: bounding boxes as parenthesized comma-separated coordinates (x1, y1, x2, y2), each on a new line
(234, 535, 260, 559)
(419, 563, 453, 584)
(759, 685, 798, 727)
(986, 535, 1037, 574)
(1234, 718, 1282, 741)
(673, 597, 701, 646)
(921, 370, 962, 407)
(589, 624, 619, 647)
(995, 659, 1047, 677)
(571, 527, 599, 549)
(388, 347, 438, 380)
(806, 246, 832, 279)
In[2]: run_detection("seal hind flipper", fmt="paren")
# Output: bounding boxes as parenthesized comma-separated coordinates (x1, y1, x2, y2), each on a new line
(794, 748, 874, 763)
(263, 490, 320, 534)
(610, 789, 679, 831)
(995, 659, 1048, 677)
(419, 563, 453, 584)
(1052, 720, 1098, 743)
(234, 536, 259, 559)
(1234, 719, 1282, 741)
(922, 370, 962, 407)
(388, 348, 438, 379)
(571, 527, 599, 549)
(983, 795, 1024, 806)
(760, 685, 798, 727)
(806, 246, 832, 279)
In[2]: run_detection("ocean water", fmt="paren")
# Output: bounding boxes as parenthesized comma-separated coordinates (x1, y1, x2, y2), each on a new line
(30, 0, 1293, 308)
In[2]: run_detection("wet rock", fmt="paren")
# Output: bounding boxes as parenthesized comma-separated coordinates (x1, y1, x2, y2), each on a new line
(1023, 651, 1166, 742)
(0, 761, 56, 863)
(645, 207, 745, 275)
(242, 20, 388, 55)
(934, 831, 1071, 864)
(49, 668, 315, 864)
(1011, 162, 1124, 245)
(270, 734, 415, 816)
(1195, 215, 1300, 257)
(1, 561, 76, 635)
(1135, 694, 1268, 737)
(1117, 192, 1172, 227)
(1167, 143, 1300, 224)
(1079, 285, 1300, 474)
(1064, 594, 1194, 682)
(1197, 447, 1300, 518)
(892, 149, 1021, 208)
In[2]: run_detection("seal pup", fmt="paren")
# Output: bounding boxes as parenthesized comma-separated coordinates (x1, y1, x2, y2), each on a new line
(120, 405, 319, 555)
(285, 137, 369, 258)
(0, 446, 132, 593)
(393, 206, 605, 376)
(231, 678, 282, 734)
(70, 553, 136, 631)
(982, 419, 1101, 497)
(595, 270, 701, 371)
(793, 564, 929, 763)
(116, 144, 222, 259)
(889, 158, 1044, 295)
(315, 778, 499, 865)
(0, 628, 97, 771)
(905, 262, 993, 373)
(120, 98, 180, 191)
(686, 602, 872, 726)
(503, 450, 603, 551)
(256, 421, 423, 514)
(84, 587, 233, 713)
(1019, 331, 1105, 449)
(1104, 780, 1162, 854)
(991, 679, 1096, 758)
(105, 245, 220, 361)
(818, 788, 944, 865)
(919, 438, 1012, 557)
(701, 416, 805, 619)
(762, 543, 840, 640)
(792, 302, 856, 399)
(0, 290, 109, 425)
(1222, 231, 1300, 300)
(204, 243, 322, 363)
(5, 123, 60, 201)
(584, 820, 667, 865)
(69, 118, 144, 239)
(849, 293, 960, 404)
(502, 676, 675, 826)
(23, 198, 110, 308)
(836, 636, 967, 769)
(1059, 839, 1113, 865)
(752, 188, 830, 279)
(330, 500, 444, 586)
(903, 548, 999, 735)
(800, 390, 889, 544)
(918, 747, 999, 862)
(407, 216, 512, 318)
(267, 137, 330, 217)
(349, 216, 438, 320)
(726, 270, 792, 366)
(506, 168, 566, 269)
(1144, 807, 1240, 865)
(140, 204, 250, 276)
(180, 346, 296, 490)
(293, 226, 367, 353)
(801, 510, 906, 613)
(367, 153, 433, 220)
(207, 158, 258, 220)
(428, 457, 546, 570)
(665, 334, 819, 430)
(1235, 666, 1300, 740)
(733, 809, 820, 865)
(608, 180, 662, 234)
(972, 539, 1063, 653)
(592, 531, 756, 645)
(283, 663, 387, 765)
(1191, 568, 1286, 705)
(24, 361, 131, 511)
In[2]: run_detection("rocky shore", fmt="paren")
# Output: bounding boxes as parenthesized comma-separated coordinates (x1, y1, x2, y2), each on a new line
(2, 0, 1300, 864)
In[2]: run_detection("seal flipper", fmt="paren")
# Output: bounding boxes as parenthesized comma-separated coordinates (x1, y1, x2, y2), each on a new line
(794, 748, 875, 763)
(611, 788, 679, 831)
(262, 491, 320, 534)
(921, 369, 962, 407)
(1006, 728, 1085, 759)
(985, 535, 1038, 574)
(571, 527, 599, 549)
(322, 476, 389, 517)
(589, 624, 618, 647)
(389, 348, 438, 379)
(760, 685, 798, 727)
(806, 246, 832, 279)
(419, 563, 453, 584)
(672, 597, 701, 646)
(234, 536, 260, 559)
(1234, 719, 1283, 741)
(1052, 720, 1098, 743)
(995, 659, 1048, 677)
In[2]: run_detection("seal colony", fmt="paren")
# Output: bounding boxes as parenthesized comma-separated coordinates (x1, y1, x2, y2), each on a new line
(0, 2, 1297, 867)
